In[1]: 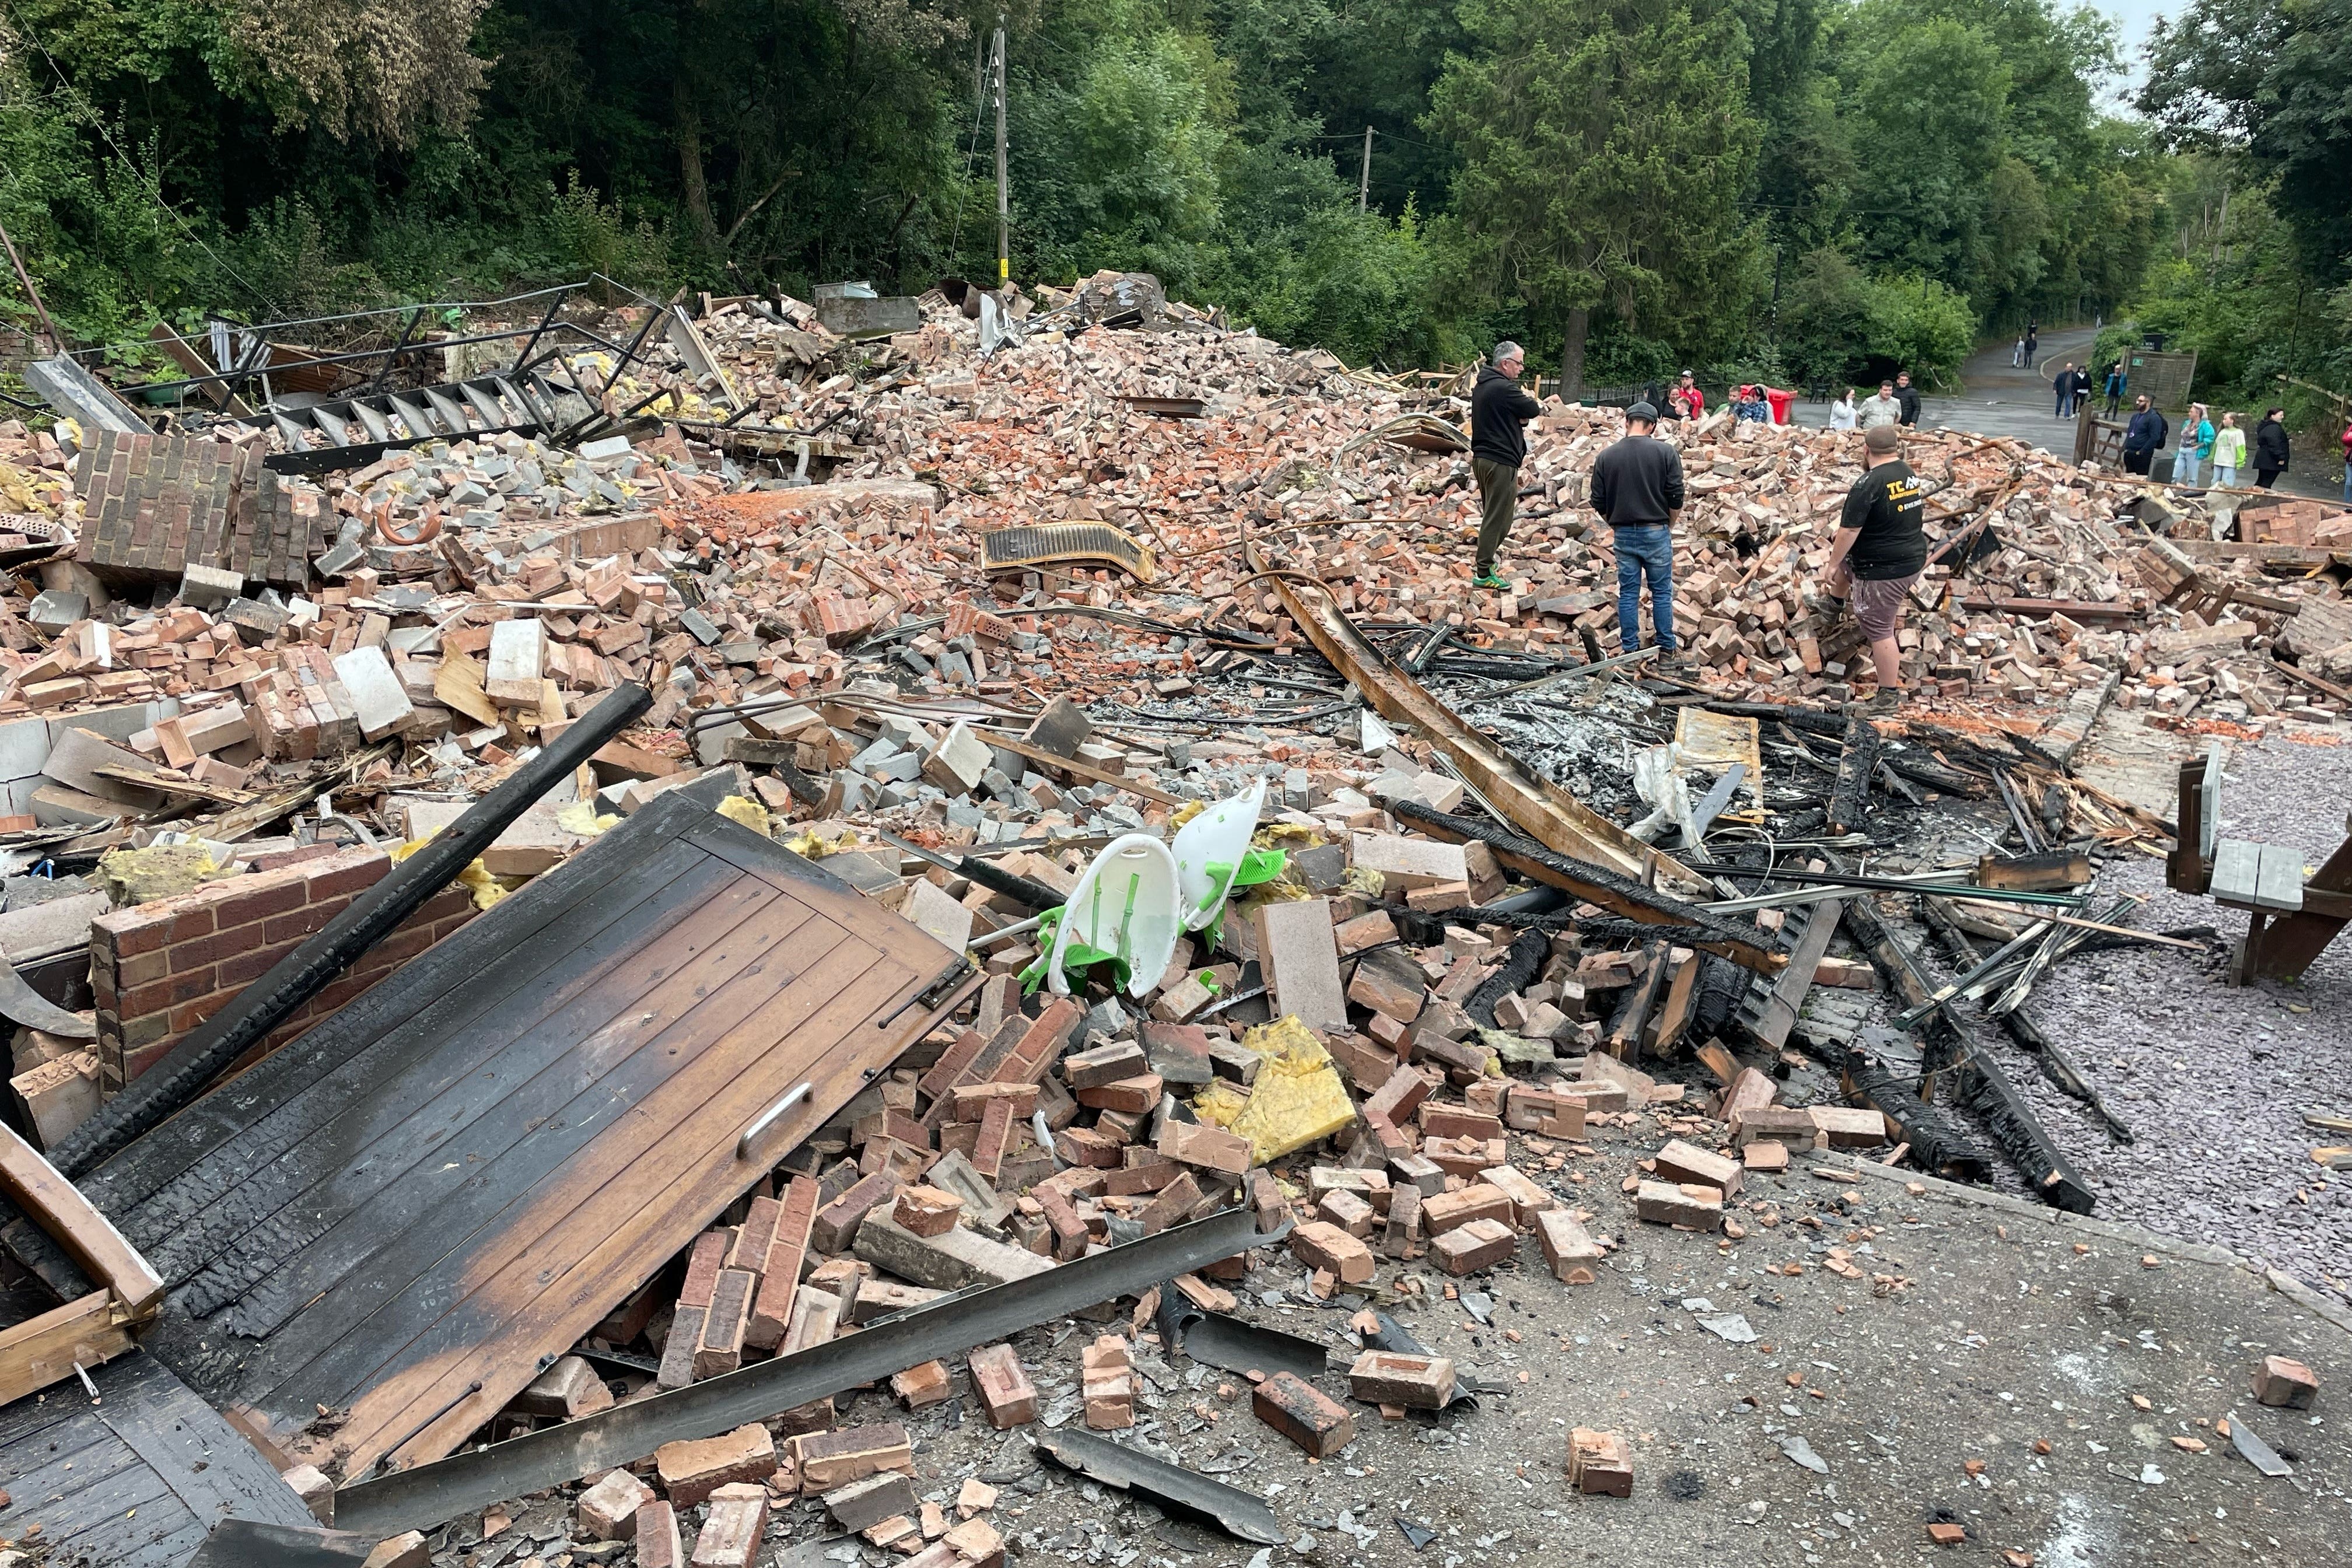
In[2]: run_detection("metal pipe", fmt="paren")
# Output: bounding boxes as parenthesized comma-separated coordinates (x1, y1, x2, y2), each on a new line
(54, 684, 654, 1175)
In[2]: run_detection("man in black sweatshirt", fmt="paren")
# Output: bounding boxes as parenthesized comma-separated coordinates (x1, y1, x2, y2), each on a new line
(1469, 342, 1543, 589)
(1590, 401, 1686, 660)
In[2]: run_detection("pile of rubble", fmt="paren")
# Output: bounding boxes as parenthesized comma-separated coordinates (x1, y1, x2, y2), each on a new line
(0, 276, 2344, 1565)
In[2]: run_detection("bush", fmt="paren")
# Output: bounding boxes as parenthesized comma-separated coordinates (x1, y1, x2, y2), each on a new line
(539, 173, 676, 298)
(1858, 273, 1975, 387)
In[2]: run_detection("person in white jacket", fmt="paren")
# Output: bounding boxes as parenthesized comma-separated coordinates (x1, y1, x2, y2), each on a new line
(1828, 388, 1859, 429)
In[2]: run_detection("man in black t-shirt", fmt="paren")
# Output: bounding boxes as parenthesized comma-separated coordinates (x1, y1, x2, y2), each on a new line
(1822, 424, 1927, 715)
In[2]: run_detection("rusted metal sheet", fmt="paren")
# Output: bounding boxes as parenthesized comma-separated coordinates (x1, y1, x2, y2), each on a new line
(80, 791, 974, 1478)
(1257, 561, 1705, 894)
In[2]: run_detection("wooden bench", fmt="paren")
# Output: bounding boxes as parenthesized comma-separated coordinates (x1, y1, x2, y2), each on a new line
(2168, 741, 2352, 984)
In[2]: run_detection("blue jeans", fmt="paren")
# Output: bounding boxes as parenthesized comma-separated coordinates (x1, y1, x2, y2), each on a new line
(1613, 524, 1675, 652)
(2343, 461, 2350, 503)
(2175, 450, 2202, 487)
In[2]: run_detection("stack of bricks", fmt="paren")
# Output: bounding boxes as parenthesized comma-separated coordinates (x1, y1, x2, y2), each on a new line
(86, 844, 476, 1094)
(71, 429, 317, 591)
(1080, 1334, 1133, 1429)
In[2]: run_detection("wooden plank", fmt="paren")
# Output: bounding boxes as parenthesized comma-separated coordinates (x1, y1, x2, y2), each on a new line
(2253, 845, 2306, 912)
(91, 796, 960, 1478)
(2250, 825, 2352, 981)
(1752, 897, 1847, 1051)
(124, 851, 748, 1280)
(304, 933, 929, 1471)
(2210, 838, 2263, 904)
(980, 732, 1180, 806)
(0, 1290, 139, 1408)
(0, 1352, 313, 1566)
(0, 1124, 162, 1313)
(86, 832, 712, 1217)
(153, 874, 790, 1322)
(195, 882, 811, 1346)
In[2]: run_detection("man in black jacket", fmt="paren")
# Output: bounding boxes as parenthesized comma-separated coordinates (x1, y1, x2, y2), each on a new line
(1470, 341, 1542, 589)
(2254, 407, 2291, 489)
(2122, 394, 2168, 476)
(1590, 401, 1686, 660)
(1894, 370, 1922, 426)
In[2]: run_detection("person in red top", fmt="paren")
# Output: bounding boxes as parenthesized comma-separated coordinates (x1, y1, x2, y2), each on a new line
(2340, 416, 2351, 503)
(1668, 369, 1705, 421)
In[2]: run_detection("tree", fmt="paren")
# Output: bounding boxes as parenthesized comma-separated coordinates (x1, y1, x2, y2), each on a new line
(1426, 0, 1759, 392)
(2141, 0, 2352, 285)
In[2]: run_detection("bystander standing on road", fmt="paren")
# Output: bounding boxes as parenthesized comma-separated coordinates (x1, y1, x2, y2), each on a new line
(2012, 335, 2028, 368)
(2024, 322, 2038, 361)
(1828, 387, 1858, 429)
(1589, 401, 1685, 663)
(1820, 424, 1926, 716)
(2122, 394, 2168, 476)
(2103, 360, 2127, 416)
(1894, 370, 1922, 426)
(1859, 379, 1903, 429)
(1468, 340, 1541, 589)
(2175, 402, 2214, 487)
(2053, 361, 2078, 418)
(2211, 412, 2246, 489)
(2253, 407, 2290, 489)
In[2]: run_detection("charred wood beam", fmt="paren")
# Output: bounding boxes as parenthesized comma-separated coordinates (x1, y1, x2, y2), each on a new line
(1839, 893, 2095, 1213)
(1921, 901, 2134, 1144)
(1464, 928, 1549, 1027)
(1836, 1040, 1993, 1184)
(1388, 798, 1784, 974)
(1828, 718, 1882, 834)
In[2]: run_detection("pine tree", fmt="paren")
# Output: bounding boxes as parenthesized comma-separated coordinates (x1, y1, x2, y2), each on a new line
(1427, 0, 1762, 390)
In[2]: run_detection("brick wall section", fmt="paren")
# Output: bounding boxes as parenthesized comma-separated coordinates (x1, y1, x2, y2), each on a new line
(70, 429, 317, 590)
(88, 846, 477, 1095)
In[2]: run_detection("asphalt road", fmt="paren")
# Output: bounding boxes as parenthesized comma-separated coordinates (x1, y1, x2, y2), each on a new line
(1787, 326, 2345, 503)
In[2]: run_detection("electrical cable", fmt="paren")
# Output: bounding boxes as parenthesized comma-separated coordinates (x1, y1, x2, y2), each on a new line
(3, 0, 285, 316)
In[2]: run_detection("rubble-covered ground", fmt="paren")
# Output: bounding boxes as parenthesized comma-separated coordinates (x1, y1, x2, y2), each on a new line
(2, 278, 2350, 1568)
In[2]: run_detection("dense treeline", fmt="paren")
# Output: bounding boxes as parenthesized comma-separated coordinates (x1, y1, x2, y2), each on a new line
(0, 0, 2341, 405)
(2127, 0, 2352, 435)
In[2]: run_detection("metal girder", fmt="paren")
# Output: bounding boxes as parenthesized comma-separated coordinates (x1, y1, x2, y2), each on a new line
(1254, 561, 1705, 895)
(332, 1207, 1273, 1538)
(1032, 1427, 1286, 1544)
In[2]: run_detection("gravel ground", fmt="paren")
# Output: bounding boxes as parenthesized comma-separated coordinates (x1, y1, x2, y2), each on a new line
(1998, 729, 2352, 1302)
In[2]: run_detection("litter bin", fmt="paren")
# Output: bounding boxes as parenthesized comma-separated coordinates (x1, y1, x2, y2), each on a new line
(1765, 386, 1796, 425)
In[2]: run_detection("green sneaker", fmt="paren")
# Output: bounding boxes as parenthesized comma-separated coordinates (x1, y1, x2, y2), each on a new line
(1473, 569, 1511, 590)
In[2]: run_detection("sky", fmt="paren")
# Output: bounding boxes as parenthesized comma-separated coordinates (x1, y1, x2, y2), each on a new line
(2094, 0, 2170, 104)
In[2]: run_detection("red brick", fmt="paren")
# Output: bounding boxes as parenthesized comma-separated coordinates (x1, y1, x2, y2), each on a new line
(263, 908, 335, 944)
(304, 850, 391, 900)
(654, 1423, 775, 1508)
(1430, 1216, 1516, 1275)
(216, 876, 309, 924)
(1252, 1371, 1354, 1457)
(968, 1343, 1037, 1428)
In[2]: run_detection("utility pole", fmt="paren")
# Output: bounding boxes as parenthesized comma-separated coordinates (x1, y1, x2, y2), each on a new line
(1359, 126, 1373, 214)
(993, 16, 1009, 290)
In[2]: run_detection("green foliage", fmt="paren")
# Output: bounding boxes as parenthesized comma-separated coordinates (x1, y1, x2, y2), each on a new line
(1425, 0, 1762, 385)
(1778, 248, 1973, 386)
(2141, 0, 2352, 286)
(0, 0, 2277, 401)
